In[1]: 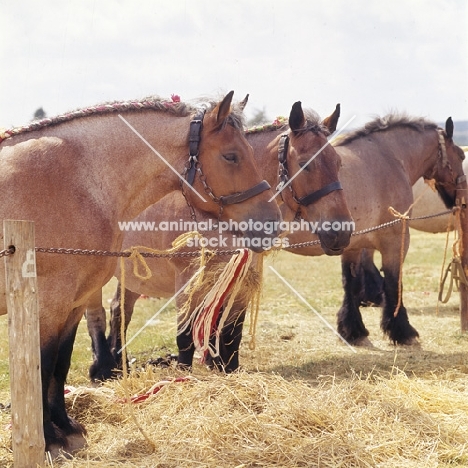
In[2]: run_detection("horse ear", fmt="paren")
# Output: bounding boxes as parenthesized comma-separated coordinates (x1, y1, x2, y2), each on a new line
(214, 90, 234, 123)
(322, 103, 341, 133)
(289, 101, 305, 132)
(239, 94, 249, 111)
(445, 117, 454, 139)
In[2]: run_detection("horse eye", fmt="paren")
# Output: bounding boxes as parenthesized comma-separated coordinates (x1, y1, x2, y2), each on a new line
(299, 161, 310, 171)
(223, 153, 238, 164)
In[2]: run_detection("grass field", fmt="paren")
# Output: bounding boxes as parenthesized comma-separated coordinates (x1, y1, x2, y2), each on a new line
(1, 229, 468, 467)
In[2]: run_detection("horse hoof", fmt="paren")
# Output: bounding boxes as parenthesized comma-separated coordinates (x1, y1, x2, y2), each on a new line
(66, 432, 87, 452)
(398, 336, 421, 347)
(47, 444, 72, 461)
(176, 362, 192, 372)
(148, 354, 178, 368)
(353, 336, 374, 348)
(47, 430, 87, 460)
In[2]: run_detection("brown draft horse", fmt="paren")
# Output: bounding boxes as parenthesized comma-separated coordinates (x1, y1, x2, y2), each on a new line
(285, 115, 466, 345)
(357, 155, 468, 308)
(0, 91, 282, 456)
(85, 102, 354, 379)
(409, 156, 468, 233)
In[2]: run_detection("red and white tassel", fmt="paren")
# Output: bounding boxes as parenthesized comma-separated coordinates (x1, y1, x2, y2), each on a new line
(189, 249, 253, 362)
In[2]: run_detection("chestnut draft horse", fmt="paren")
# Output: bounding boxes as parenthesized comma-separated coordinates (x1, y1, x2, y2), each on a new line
(0, 91, 282, 456)
(85, 102, 354, 379)
(285, 115, 466, 346)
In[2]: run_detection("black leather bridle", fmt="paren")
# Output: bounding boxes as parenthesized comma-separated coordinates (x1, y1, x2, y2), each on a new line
(276, 133, 342, 208)
(182, 110, 271, 219)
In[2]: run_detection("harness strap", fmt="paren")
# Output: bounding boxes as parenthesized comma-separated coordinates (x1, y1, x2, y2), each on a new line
(277, 134, 289, 165)
(186, 109, 206, 186)
(219, 180, 271, 206)
(437, 129, 448, 167)
(296, 181, 343, 206)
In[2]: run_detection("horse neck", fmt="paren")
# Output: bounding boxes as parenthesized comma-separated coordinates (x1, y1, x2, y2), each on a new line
(367, 128, 440, 185)
(75, 111, 188, 221)
(397, 129, 440, 184)
(247, 129, 284, 187)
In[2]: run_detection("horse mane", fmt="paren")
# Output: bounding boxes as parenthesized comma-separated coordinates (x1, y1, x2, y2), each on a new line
(0, 95, 245, 143)
(298, 108, 331, 136)
(246, 109, 328, 136)
(336, 113, 439, 146)
(246, 116, 289, 135)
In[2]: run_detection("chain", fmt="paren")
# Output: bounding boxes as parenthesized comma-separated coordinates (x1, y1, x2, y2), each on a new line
(1, 208, 455, 258)
(286, 208, 454, 249)
(180, 164, 198, 223)
(196, 162, 221, 204)
(34, 247, 239, 258)
(0, 247, 15, 258)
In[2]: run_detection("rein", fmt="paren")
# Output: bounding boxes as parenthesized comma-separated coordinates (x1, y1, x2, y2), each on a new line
(182, 110, 271, 220)
(276, 133, 343, 211)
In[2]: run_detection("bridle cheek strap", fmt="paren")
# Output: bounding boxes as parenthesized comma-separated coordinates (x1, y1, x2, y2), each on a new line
(184, 111, 271, 209)
(219, 180, 271, 205)
(186, 110, 206, 186)
(296, 181, 343, 206)
(277, 133, 343, 207)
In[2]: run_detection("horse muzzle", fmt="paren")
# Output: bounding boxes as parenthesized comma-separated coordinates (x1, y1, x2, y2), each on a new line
(317, 218, 354, 256)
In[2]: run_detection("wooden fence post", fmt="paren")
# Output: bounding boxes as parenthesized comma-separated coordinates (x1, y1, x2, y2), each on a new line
(3, 220, 45, 467)
(460, 204, 468, 332)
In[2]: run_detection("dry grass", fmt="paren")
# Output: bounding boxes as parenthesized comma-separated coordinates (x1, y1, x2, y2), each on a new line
(48, 368, 468, 467)
(1, 229, 468, 467)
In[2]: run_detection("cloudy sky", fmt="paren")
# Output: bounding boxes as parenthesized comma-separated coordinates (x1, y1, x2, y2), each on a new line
(1, 0, 467, 130)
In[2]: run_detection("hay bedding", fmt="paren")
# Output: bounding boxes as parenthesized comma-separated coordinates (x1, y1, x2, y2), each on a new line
(1, 247, 468, 467)
(3, 367, 462, 467)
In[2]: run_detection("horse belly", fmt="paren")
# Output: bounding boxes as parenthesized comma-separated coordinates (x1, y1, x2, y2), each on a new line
(120, 256, 177, 299)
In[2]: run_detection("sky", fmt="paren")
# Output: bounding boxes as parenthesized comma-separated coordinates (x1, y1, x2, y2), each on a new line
(1, 0, 467, 130)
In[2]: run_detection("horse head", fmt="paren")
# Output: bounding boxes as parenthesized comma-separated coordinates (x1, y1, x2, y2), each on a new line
(425, 117, 466, 209)
(279, 102, 354, 255)
(185, 91, 281, 252)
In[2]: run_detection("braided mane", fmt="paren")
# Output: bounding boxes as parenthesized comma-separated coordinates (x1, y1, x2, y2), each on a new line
(246, 116, 289, 135)
(246, 109, 328, 136)
(0, 95, 245, 143)
(336, 113, 439, 146)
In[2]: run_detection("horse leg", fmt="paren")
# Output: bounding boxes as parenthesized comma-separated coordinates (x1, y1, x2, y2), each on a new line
(176, 307, 196, 370)
(41, 341, 68, 454)
(380, 254, 419, 345)
(86, 289, 118, 382)
(107, 282, 141, 370)
(359, 249, 384, 307)
(337, 250, 371, 345)
(45, 307, 87, 457)
(208, 307, 247, 373)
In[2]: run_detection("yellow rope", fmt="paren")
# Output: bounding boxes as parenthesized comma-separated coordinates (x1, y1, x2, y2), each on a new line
(388, 206, 411, 317)
(388, 182, 441, 317)
(248, 254, 263, 350)
(437, 221, 454, 312)
(125, 231, 207, 281)
(119, 255, 156, 450)
(118, 230, 207, 450)
(438, 208, 468, 303)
